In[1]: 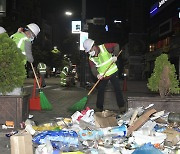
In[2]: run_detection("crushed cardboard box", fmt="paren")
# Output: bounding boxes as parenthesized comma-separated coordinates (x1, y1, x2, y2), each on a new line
(94, 110, 118, 128)
(163, 128, 180, 146)
(127, 109, 157, 136)
(10, 132, 33, 154)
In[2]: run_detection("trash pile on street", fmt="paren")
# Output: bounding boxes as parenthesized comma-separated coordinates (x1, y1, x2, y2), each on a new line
(8, 105, 180, 154)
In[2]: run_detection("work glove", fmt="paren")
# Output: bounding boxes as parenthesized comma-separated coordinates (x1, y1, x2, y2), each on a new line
(17, 27, 23, 32)
(97, 74, 103, 80)
(112, 56, 117, 62)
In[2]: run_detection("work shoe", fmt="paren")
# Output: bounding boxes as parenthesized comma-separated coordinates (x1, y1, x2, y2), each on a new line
(94, 108, 103, 112)
(119, 106, 126, 113)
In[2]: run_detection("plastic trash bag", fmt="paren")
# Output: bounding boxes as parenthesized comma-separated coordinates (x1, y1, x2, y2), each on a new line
(132, 142, 163, 154)
(33, 130, 79, 150)
(35, 140, 53, 154)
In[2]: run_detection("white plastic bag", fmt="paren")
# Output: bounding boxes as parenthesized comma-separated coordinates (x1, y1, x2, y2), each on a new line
(35, 140, 53, 154)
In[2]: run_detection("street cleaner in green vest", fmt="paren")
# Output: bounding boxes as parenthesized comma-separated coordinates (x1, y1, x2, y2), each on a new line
(83, 38, 126, 113)
(60, 55, 72, 87)
(10, 23, 40, 65)
(60, 65, 69, 87)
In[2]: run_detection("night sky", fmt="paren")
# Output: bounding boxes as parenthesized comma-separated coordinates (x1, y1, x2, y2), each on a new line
(41, 0, 130, 44)
(42, 0, 127, 24)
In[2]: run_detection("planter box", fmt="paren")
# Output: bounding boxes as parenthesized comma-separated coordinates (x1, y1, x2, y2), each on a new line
(127, 96, 180, 113)
(0, 94, 30, 128)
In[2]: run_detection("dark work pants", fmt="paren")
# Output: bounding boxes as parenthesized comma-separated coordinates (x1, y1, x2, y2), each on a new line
(96, 72, 125, 109)
(40, 74, 46, 87)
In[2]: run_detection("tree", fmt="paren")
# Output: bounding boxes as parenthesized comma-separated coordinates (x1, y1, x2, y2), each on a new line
(0, 33, 26, 95)
(147, 54, 179, 98)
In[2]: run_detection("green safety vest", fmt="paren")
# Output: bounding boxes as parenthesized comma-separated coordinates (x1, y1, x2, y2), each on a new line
(38, 63, 47, 74)
(11, 32, 30, 64)
(60, 66, 69, 86)
(89, 44, 118, 77)
(60, 66, 69, 77)
(51, 49, 60, 54)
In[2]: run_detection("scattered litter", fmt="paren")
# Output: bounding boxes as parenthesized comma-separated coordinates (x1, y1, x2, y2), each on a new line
(132, 131, 167, 145)
(6, 106, 180, 153)
(144, 103, 154, 110)
(5, 131, 18, 137)
(5, 121, 14, 128)
(28, 114, 34, 119)
(10, 132, 33, 154)
(132, 142, 163, 154)
(25, 124, 36, 135)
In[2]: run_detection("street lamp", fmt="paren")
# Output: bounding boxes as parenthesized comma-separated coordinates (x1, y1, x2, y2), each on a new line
(65, 11, 72, 16)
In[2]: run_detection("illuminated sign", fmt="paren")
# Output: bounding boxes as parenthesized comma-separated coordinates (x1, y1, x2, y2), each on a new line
(72, 21, 81, 34)
(150, 3, 159, 17)
(105, 25, 108, 32)
(159, 0, 168, 7)
(80, 32, 88, 50)
(150, 7, 158, 14)
(150, 0, 175, 17)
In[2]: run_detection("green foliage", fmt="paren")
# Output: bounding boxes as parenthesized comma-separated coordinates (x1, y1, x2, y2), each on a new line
(0, 33, 26, 95)
(147, 54, 179, 96)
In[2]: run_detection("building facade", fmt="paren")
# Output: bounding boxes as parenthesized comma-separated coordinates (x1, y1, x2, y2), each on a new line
(146, 0, 180, 80)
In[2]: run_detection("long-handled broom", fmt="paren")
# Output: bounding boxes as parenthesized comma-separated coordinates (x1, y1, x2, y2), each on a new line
(69, 50, 122, 112)
(30, 63, 52, 110)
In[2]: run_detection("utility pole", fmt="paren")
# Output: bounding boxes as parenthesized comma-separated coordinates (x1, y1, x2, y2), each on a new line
(79, 0, 87, 88)
(81, 0, 86, 31)
(79, 0, 105, 87)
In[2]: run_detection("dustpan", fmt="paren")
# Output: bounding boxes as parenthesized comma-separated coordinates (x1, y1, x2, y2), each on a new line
(29, 77, 41, 110)
(30, 63, 52, 110)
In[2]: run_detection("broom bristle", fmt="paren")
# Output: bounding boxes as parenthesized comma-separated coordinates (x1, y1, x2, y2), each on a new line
(69, 96, 88, 112)
(40, 91, 52, 110)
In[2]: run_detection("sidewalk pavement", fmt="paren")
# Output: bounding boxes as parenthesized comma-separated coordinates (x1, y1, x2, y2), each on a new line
(26, 77, 154, 117)
(24, 77, 151, 94)
(22, 77, 154, 123)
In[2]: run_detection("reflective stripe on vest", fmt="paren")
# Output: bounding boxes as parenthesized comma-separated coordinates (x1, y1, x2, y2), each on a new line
(11, 32, 29, 55)
(38, 63, 47, 73)
(64, 66, 69, 72)
(62, 71, 67, 76)
(89, 44, 118, 77)
(60, 66, 69, 77)
(60, 67, 67, 86)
